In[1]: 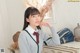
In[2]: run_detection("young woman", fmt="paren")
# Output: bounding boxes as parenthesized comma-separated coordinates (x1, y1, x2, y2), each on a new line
(18, 7, 60, 53)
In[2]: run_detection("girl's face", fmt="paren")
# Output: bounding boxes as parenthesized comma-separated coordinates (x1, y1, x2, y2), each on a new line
(26, 14, 42, 28)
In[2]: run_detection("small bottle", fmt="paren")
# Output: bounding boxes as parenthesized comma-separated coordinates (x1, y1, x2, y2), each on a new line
(74, 23, 80, 41)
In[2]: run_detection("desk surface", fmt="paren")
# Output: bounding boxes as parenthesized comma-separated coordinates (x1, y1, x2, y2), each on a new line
(43, 41, 80, 53)
(61, 41, 80, 48)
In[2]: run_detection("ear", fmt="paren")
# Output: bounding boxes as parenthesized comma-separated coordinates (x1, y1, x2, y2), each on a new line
(26, 18, 29, 22)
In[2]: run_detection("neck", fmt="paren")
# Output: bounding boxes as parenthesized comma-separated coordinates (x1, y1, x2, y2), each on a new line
(29, 24, 37, 30)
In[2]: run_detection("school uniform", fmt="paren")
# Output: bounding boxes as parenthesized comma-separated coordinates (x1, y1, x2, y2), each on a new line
(18, 25, 60, 53)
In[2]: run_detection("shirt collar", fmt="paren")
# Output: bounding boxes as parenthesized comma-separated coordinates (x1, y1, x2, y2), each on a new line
(25, 25, 38, 34)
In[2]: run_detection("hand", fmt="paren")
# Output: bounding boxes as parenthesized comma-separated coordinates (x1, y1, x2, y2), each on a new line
(40, 22, 51, 28)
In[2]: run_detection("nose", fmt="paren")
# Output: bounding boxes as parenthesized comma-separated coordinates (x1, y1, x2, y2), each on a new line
(36, 16, 41, 21)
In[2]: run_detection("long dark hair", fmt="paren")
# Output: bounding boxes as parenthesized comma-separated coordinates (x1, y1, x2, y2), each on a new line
(23, 7, 41, 30)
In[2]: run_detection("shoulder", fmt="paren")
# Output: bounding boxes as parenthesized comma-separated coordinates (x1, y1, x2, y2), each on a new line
(19, 30, 29, 38)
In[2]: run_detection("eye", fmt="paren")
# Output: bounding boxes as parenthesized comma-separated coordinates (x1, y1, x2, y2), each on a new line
(32, 14, 40, 18)
(32, 15, 35, 18)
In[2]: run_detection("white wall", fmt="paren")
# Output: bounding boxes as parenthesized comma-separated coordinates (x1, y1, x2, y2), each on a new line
(53, 0, 80, 32)
(0, 0, 11, 53)
(6, 0, 25, 35)
(0, 0, 25, 53)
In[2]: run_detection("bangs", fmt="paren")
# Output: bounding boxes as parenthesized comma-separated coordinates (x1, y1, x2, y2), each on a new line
(30, 7, 40, 15)
(30, 11, 40, 15)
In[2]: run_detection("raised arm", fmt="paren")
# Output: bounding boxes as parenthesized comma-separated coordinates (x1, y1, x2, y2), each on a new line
(40, 22, 60, 46)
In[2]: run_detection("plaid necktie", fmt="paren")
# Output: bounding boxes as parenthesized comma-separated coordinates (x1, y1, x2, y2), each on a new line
(33, 32, 39, 44)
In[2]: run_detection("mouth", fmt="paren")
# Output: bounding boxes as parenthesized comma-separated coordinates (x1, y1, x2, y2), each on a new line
(35, 21, 40, 24)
